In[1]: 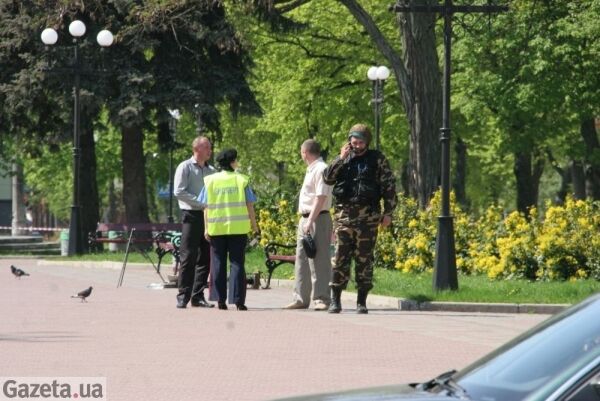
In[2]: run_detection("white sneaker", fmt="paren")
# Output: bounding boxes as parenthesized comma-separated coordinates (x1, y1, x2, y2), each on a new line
(284, 301, 308, 309)
(314, 302, 329, 311)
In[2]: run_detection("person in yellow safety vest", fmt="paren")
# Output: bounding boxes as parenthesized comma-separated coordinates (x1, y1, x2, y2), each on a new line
(199, 148, 259, 311)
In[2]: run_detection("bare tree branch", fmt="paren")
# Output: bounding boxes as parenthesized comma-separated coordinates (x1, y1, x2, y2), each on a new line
(276, 0, 313, 14)
(338, 0, 412, 109)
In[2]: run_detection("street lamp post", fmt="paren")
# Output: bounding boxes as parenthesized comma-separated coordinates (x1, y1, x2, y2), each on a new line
(167, 109, 181, 224)
(41, 21, 114, 256)
(392, 0, 507, 291)
(367, 65, 390, 151)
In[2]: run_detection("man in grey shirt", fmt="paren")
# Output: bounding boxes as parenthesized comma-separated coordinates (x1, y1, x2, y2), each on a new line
(174, 136, 216, 308)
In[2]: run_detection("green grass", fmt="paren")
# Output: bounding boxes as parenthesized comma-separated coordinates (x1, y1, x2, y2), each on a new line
(244, 249, 600, 304)
(371, 269, 600, 304)
(49, 251, 162, 264)
(45, 248, 600, 304)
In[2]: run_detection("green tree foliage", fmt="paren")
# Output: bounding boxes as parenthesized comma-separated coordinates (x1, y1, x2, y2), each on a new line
(240, 0, 442, 208)
(453, 0, 600, 212)
(222, 0, 408, 198)
(0, 0, 260, 238)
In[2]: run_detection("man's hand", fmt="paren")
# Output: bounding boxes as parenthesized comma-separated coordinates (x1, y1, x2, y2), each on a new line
(340, 142, 352, 159)
(204, 230, 211, 242)
(380, 215, 392, 228)
(302, 221, 313, 235)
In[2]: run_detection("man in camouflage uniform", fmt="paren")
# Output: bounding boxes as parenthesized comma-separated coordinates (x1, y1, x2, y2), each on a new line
(323, 123, 397, 314)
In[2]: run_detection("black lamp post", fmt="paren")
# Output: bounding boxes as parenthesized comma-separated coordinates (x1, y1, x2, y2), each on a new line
(167, 109, 181, 224)
(391, 0, 507, 290)
(41, 21, 114, 256)
(367, 65, 390, 151)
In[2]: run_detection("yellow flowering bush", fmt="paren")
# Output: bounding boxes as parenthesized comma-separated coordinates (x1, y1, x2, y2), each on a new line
(467, 204, 504, 276)
(257, 190, 600, 282)
(490, 210, 539, 280)
(375, 191, 475, 274)
(375, 193, 599, 282)
(535, 198, 600, 281)
(257, 198, 297, 252)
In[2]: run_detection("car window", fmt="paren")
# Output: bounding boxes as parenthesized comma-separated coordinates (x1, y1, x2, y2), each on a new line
(456, 299, 600, 401)
(564, 370, 600, 401)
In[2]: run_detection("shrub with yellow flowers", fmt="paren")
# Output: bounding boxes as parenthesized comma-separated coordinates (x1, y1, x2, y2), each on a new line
(257, 198, 298, 252)
(374, 192, 599, 282)
(488, 209, 539, 280)
(257, 189, 600, 282)
(535, 198, 600, 281)
(375, 191, 475, 275)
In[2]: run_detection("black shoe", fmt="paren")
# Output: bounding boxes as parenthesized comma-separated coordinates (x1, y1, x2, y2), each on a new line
(218, 302, 228, 310)
(328, 287, 342, 314)
(328, 304, 341, 313)
(356, 304, 368, 314)
(191, 298, 214, 308)
(356, 289, 369, 314)
(176, 302, 187, 309)
(236, 304, 248, 311)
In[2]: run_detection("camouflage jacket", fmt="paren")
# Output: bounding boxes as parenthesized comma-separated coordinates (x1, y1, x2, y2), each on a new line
(323, 149, 397, 218)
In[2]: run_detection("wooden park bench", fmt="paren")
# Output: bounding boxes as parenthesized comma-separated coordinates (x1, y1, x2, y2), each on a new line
(263, 242, 296, 289)
(263, 230, 337, 289)
(88, 223, 181, 287)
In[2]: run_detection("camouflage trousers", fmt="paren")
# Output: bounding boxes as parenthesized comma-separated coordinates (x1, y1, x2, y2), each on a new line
(330, 206, 381, 292)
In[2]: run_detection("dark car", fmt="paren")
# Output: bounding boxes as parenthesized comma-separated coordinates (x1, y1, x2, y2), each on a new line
(272, 293, 600, 401)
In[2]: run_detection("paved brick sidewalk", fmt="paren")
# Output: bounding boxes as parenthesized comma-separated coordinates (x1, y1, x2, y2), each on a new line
(0, 258, 548, 401)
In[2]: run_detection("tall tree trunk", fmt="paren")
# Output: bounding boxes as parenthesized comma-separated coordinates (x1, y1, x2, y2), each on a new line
(571, 160, 586, 200)
(340, 0, 441, 209)
(545, 149, 570, 204)
(514, 150, 544, 215)
(580, 117, 600, 200)
(11, 161, 27, 236)
(102, 178, 119, 223)
(453, 136, 468, 209)
(400, 161, 410, 196)
(277, 161, 285, 189)
(80, 117, 100, 252)
(121, 124, 150, 223)
(398, 3, 442, 208)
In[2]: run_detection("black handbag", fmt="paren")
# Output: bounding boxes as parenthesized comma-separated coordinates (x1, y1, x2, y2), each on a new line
(301, 233, 317, 259)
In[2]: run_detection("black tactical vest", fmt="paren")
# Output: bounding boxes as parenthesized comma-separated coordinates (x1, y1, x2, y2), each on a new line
(332, 150, 381, 206)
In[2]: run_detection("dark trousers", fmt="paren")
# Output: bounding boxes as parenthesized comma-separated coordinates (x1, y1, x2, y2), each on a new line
(209, 234, 247, 305)
(177, 210, 210, 305)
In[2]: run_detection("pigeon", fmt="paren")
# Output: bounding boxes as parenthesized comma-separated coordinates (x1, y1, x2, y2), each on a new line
(71, 286, 93, 302)
(10, 265, 29, 279)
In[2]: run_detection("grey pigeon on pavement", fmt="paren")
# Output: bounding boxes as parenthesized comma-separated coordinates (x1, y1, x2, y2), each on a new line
(71, 286, 93, 302)
(10, 265, 29, 279)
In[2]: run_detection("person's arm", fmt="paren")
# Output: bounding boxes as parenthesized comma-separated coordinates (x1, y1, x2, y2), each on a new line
(203, 208, 210, 241)
(322, 143, 351, 185)
(173, 162, 203, 208)
(378, 154, 398, 228)
(303, 195, 327, 234)
(246, 203, 259, 234)
(245, 185, 259, 233)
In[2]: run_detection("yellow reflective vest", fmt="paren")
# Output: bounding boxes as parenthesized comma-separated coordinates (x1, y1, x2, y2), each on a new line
(204, 171, 251, 236)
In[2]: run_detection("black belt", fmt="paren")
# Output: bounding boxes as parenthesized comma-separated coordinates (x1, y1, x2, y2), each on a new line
(301, 210, 329, 218)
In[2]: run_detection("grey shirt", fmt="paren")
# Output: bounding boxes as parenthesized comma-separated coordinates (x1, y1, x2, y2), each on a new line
(173, 156, 216, 210)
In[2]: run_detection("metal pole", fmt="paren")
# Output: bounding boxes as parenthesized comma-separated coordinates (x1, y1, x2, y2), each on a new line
(371, 79, 378, 150)
(375, 80, 381, 151)
(68, 40, 83, 256)
(379, 79, 385, 151)
(168, 141, 174, 223)
(433, 0, 458, 290)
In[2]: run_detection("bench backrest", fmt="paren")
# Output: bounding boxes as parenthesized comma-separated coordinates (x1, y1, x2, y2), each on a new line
(96, 223, 181, 232)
